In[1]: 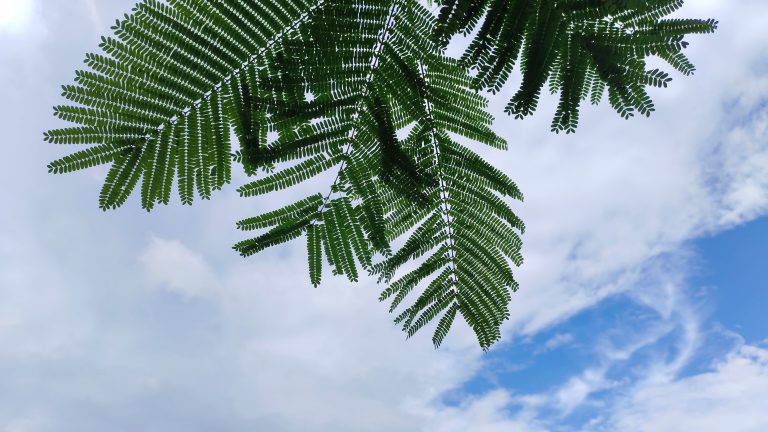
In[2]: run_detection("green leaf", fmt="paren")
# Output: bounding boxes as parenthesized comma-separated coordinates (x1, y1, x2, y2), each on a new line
(48, 0, 715, 350)
(307, 224, 323, 287)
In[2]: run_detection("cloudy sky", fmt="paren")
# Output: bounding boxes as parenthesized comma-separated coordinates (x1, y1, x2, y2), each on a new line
(1, 1, 767, 431)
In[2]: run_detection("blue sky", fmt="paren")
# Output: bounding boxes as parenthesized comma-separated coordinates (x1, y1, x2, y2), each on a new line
(1, 1, 767, 431)
(693, 217, 768, 343)
(453, 217, 768, 430)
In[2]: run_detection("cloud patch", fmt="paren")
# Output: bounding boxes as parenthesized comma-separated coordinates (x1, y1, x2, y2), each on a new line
(606, 344, 768, 432)
(139, 237, 220, 298)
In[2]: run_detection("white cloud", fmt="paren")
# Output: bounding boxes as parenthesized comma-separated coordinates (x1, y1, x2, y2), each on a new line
(710, 86, 768, 226)
(414, 390, 548, 432)
(139, 237, 220, 298)
(553, 368, 617, 415)
(195, 252, 486, 432)
(540, 333, 574, 352)
(131, 234, 487, 431)
(606, 344, 768, 432)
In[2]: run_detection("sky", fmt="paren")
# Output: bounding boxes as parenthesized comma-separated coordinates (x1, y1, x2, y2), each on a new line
(0, 1, 766, 431)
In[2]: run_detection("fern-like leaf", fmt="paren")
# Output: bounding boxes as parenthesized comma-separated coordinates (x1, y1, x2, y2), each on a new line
(46, 0, 327, 209)
(48, 0, 716, 350)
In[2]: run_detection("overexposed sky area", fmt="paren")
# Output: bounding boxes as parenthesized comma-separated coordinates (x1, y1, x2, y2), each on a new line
(0, 1, 766, 431)
(0, 0, 34, 33)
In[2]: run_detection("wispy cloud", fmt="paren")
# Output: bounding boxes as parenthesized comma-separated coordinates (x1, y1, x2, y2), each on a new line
(604, 343, 768, 432)
(139, 236, 221, 298)
(539, 333, 574, 353)
(82, 0, 103, 35)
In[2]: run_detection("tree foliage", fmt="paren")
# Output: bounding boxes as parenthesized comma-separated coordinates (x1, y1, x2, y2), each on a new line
(45, 0, 715, 349)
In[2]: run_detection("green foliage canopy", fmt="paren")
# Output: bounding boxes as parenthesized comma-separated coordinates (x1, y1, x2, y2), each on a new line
(45, 0, 716, 349)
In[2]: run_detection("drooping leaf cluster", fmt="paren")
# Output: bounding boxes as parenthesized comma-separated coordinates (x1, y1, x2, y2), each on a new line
(434, 0, 717, 133)
(45, 0, 715, 349)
